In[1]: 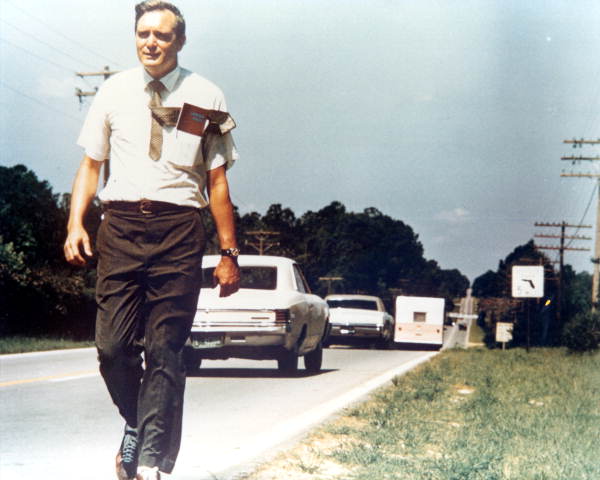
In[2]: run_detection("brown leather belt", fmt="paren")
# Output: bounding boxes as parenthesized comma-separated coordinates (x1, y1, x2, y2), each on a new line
(104, 200, 197, 215)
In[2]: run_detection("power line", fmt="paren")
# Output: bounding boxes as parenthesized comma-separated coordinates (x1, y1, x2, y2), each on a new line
(0, 18, 99, 71)
(0, 80, 81, 125)
(534, 221, 592, 323)
(565, 183, 597, 250)
(4, 0, 124, 68)
(560, 138, 600, 310)
(0, 37, 76, 74)
(582, 64, 600, 138)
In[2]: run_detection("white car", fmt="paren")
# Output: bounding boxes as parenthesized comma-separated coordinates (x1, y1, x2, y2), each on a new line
(325, 294, 394, 347)
(184, 255, 330, 374)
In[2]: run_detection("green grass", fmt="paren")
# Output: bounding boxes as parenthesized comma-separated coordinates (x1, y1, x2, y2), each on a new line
(0, 336, 94, 354)
(322, 348, 600, 479)
(469, 320, 485, 345)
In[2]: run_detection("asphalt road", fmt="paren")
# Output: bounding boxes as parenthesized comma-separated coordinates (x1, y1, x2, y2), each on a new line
(0, 343, 441, 480)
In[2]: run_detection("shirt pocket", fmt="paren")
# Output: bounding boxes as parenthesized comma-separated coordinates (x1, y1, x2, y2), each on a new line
(171, 130, 203, 168)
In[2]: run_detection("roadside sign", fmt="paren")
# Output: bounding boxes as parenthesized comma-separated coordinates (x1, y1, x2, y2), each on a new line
(447, 313, 478, 319)
(512, 266, 544, 298)
(496, 322, 513, 343)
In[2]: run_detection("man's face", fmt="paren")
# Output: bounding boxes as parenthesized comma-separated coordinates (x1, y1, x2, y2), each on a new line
(136, 9, 184, 78)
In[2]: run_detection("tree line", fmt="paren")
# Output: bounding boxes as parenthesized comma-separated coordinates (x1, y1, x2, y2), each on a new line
(2, 164, 594, 349)
(0, 164, 469, 338)
(472, 240, 597, 351)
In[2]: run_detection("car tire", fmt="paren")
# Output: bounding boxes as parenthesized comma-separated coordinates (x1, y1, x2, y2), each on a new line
(183, 348, 202, 372)
(277, 348, 299, 375)
(304, 342, 323, 373)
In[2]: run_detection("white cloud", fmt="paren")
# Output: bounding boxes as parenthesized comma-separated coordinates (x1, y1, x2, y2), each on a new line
(435, 207, 471, 224)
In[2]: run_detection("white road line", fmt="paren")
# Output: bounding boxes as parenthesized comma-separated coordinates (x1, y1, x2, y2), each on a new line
(50, 372, 100, 382)
(196, 352, 438, 479)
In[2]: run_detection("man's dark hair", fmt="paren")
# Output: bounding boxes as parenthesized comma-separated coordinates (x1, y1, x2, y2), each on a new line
(135, 0, 186, 39)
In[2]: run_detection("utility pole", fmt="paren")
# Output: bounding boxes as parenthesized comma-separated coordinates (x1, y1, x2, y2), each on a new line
(244, 230, 280, 255)
(534, 222, 591, 321)
(74, 66, 119, 185)
(318, 276, 344, 295)
(563, 139, 600, 147)
(75, 66, 119, 103)
(561, 138, 600, 310)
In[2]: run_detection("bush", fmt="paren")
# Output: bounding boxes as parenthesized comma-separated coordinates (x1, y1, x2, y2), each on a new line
(562, 312, 600, 353)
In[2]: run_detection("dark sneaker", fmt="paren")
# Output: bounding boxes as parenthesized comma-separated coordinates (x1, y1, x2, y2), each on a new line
(116, 424, 138, 480)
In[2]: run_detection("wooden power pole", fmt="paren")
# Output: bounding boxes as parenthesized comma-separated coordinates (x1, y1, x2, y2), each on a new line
(74, 66, 119, 185)
(244, 230, 280, 255)
(534, 222, 591, 320)
(561, 138, 600, 310)
(318, 276, 344, 295)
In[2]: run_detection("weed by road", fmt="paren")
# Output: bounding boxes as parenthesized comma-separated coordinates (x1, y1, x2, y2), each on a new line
(244, 348, 600, 480)
(0, 336, 93, 354)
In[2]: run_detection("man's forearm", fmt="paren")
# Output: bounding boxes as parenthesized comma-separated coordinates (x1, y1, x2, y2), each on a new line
(68, 156, 102, 230)
(207, 166, 240, 296)
(207, 167, 238, 249)
(209, 189, 237, 249)
(64, 156, 102, 265)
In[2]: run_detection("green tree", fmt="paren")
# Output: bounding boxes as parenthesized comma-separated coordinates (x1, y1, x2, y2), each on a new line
(472, 240, 567, 347)
(0, 165, 97, 338)
(238, 202, 469, 307)
(562, 266, 592, 318)
(472, 270, 505, 298)
(0, 165, 66, 266)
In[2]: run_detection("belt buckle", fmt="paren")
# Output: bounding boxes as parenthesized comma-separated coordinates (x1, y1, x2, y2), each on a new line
(140, 199, 152, 214)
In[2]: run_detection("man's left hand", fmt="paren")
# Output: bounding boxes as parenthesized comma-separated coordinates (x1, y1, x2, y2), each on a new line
(213, 257, 240, 297)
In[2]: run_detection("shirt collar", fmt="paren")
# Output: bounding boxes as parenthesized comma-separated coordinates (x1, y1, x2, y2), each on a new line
(143, 66, 181, 93)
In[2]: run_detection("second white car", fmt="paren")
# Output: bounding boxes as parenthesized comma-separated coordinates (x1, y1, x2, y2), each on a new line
(325, 294, 394, 348)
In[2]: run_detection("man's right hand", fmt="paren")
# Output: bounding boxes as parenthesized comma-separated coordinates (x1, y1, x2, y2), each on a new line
(64, 225, 93, 266)
(64, 155, 102, 266)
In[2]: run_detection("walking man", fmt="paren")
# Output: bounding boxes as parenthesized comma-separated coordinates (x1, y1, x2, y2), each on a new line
(64, 2, 240, 479)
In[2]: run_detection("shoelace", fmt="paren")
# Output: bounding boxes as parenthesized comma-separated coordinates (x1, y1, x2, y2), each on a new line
(121, 427, 138, 465)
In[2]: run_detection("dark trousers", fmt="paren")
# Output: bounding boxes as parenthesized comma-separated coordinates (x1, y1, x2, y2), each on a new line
(95, 207, 205, 474)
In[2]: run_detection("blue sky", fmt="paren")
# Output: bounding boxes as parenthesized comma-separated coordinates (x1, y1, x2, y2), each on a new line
(1, 0, 599, 281)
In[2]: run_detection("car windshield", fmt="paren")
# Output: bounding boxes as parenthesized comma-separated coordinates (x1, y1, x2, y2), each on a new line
(201, 266, 277, 290)
(327, 299, 378, 311)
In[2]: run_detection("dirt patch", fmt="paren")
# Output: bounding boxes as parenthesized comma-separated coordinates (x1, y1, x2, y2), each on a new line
(239, 426, 356, 480)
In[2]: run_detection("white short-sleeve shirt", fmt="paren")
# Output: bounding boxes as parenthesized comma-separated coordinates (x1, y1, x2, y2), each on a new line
(77, 66, 238, 208)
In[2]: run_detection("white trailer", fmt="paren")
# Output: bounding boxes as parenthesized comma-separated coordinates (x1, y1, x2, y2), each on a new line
(394, 296, 445, 347)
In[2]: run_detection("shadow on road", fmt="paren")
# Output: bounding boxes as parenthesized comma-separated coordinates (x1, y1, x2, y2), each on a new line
(327, 342, 440, 352)
(186, 368, 338, 379)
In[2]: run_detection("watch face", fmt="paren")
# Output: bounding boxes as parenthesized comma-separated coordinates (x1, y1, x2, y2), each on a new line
(222, 248, 240, 257)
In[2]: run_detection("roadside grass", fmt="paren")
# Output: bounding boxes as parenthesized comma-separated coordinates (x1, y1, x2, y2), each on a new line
(0, 336, 94, 354)
(468, 320, 485, 345)
(245, 348, 600, 480)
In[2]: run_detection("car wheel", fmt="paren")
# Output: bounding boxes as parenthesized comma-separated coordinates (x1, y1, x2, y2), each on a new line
(277, 348, 299, 375)
(183, 348, 202, 372)
(304, 342, 323, 373)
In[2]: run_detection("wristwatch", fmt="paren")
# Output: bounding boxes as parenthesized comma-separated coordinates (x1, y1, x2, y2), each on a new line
(220, 247, 240, 259)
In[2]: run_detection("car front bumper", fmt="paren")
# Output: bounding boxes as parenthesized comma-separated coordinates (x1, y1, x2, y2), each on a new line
(329, 323, 384, 339)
